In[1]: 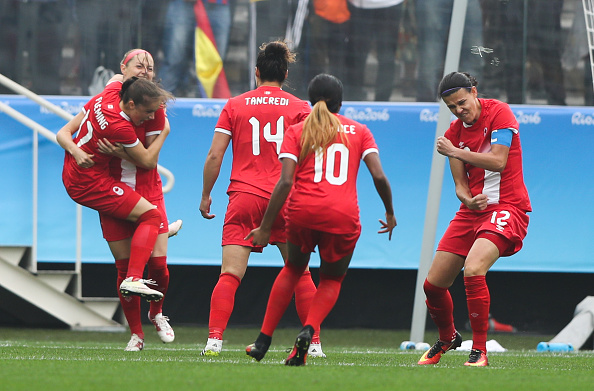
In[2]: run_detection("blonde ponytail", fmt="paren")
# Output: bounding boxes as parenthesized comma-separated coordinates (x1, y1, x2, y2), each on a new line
(299, 100, 345, 162)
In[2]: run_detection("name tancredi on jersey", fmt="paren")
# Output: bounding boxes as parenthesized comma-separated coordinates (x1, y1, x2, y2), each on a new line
(244, 96, 290, 106)
(93, 96, 109, 130)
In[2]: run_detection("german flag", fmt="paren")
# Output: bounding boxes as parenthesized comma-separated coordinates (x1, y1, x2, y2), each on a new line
(194, 0, 231, 98)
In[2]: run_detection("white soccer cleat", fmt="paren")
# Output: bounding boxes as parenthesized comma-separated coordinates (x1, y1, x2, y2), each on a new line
(168, 219, 183, 237)
(119, 277, 163, 301)
(124, 333, 144, 352)
(200, 338, 223, 356)
(308, 342, 327, 358)
(149, 312, 175, 343)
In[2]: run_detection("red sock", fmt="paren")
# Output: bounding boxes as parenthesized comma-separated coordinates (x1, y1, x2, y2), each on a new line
(148, 256, 169, 318)
(304, 272, 344, 332)
(127, 209, 161, 279)
(295, 271, 320, 343)
(261, 261, 307, 337)
(115, 258, 143, 339)
(464, 275, 490, 352)
(295, 271, 316, 316)
(423, 279, 457, 342)
(208, 272, 241, 340)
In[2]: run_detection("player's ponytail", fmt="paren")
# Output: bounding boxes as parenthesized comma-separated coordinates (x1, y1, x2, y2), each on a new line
(300, 74, 346, 162)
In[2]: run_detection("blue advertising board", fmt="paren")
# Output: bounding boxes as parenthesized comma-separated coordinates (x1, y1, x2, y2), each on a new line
(1, 95, 592, 272)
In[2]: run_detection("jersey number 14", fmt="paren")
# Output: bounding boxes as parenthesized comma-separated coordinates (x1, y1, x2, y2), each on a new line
(249, 116, 284, 155)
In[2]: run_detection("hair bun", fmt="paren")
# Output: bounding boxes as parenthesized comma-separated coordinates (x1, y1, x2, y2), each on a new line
(265, 42, 285, 58)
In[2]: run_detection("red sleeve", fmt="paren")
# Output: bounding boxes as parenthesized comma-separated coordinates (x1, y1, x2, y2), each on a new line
(298, 101, 311, 122)
(490, 101, 519, 131)
(360, 124, 378, 154)
(111, 119, 140, 146)
(144, 107, 166, 135)
(280, 124, 301, 160)
(444, 121, 460, 146)
(215, 99, 233, 132)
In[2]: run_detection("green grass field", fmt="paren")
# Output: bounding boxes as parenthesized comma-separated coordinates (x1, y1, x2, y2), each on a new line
(1, 326, 593, 391)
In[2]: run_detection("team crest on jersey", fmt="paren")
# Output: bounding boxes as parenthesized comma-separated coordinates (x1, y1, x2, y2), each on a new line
(112, 186, 124, 196)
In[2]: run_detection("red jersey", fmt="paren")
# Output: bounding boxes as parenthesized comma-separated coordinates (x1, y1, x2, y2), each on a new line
(444, 98, 531, 212)
(214, 86, 311, 198)
(104, 81, 165, 202)
(280, 114, 379, 234)
(62, 85, 139, 191)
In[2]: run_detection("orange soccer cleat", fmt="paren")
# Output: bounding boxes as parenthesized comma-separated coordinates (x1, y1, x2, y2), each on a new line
(418, 331, 462, 365)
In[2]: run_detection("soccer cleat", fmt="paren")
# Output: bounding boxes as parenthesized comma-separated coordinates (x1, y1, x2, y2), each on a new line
(246, 333, 272, 362)
(201, 338, 222, 356)
(464, 349, 488, 367)
(148, 312, 175, 343)
(119, 277, 163, 301)
(246, 342, 270, 361)
(417, 331, 462, 365)
(168, 219, 183, 238)
(285, 325, 313, 366)
(308, 342, 327, 358)
(124, 333, 144, 352)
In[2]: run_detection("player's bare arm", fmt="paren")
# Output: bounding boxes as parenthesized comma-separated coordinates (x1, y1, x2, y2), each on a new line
(56, 111, 95, 168)
(246, 158, 296, 246)
(125, 124, 170, 170)
(200, 132, 231, 219)
(363, 152, 396, 240)
(437, 136, 509, 173)
(449, 158, 488, 210)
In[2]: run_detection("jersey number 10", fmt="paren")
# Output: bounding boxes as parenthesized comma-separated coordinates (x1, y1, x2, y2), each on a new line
(314, 144, 349, 186)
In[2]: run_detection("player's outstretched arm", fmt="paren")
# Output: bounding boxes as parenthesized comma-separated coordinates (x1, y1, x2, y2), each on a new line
(363, 152, 396, 240)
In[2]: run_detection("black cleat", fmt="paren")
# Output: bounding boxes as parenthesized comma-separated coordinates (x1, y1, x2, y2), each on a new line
(285, 325, 314, 366)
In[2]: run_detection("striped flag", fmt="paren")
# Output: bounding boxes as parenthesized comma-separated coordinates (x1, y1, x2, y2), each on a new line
(194, 0, 231, 98)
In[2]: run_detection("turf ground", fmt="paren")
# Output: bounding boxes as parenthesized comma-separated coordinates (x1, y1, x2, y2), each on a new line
(1, 326, 592, 391)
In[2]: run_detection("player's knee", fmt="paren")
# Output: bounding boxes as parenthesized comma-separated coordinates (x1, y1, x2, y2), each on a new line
(137, 208, 162, 227)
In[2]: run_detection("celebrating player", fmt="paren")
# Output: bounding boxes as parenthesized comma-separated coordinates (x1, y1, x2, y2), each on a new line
(96, 49, 178, 351)
(57, 77, 173, 347)
(417, 72, 531, 367)
(245, 73, 396, 366)
(198, 41, 324, 357)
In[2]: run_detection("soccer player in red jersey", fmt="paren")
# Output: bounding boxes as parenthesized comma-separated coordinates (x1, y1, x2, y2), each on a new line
(57, 78, 173, 317)
(198, 41, 323, 357)
(417, 72, 531, 367)
(245, 73, 396, 366)
(94, 49, 177, 351)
